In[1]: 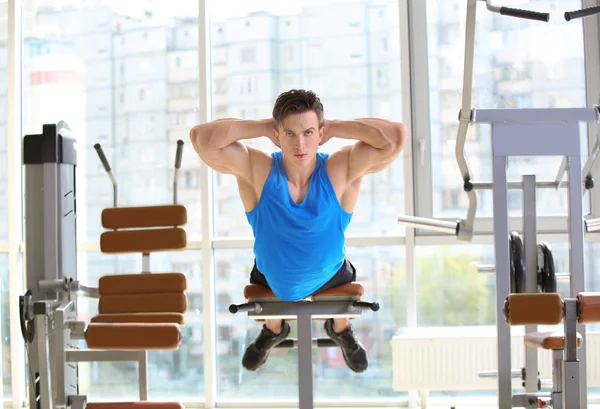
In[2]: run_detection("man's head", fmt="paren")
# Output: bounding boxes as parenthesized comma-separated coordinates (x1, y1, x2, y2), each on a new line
(272, 89, 325, 164)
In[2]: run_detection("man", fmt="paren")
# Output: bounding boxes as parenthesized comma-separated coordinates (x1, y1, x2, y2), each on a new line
(189, 89, 407, 373)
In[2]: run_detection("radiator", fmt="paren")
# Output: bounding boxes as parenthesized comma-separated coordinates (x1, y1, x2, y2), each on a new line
(391, 329, 600, 391)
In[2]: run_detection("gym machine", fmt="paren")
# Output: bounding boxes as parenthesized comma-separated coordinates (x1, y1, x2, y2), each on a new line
(20, 122, 189, 409)
(229, 282, 380, 409)
(396, 1, 600, 408)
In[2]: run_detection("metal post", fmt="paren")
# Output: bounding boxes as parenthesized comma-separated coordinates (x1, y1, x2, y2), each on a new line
(492, 153, 512, 409)
(522, 175, 538, 404)
(567, 153, 587, 408)
(552, 349, 564, 409)
(297, 314, 314, 409)
(138, 351, 148, 400)
(35, 308, 53, 409)
(563, 299, 580, 408)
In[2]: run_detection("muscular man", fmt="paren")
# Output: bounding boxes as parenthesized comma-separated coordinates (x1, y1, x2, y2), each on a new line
(190, 89, 407, 373)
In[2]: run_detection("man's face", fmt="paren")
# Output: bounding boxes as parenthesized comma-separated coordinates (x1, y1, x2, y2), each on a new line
(274, 110, 324, 165)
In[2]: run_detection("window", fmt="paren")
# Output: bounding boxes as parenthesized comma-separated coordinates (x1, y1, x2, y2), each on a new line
(139, 86, 154, 102)
(213, 47, 227, 65)
(74, 251, 202, 400)
(215, 246, 405, 400)
(240, 46, 256, 63)
(183, 169, 200, 189)
(239, 77, 255, 95)
(1, 255, 10, 397)
(284, 45, 295, 63)
(214, 78, 226, 94)
(426, 1, 588, 219)
(1, 27, 8, 401)
(21, 1, 203, 244)
(211, 0, 405, 238)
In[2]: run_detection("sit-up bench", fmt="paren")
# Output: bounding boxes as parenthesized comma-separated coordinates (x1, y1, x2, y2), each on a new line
(230, 281, 380, 409)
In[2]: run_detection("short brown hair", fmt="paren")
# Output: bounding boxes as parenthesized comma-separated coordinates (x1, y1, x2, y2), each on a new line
(272, 89, 324, 128)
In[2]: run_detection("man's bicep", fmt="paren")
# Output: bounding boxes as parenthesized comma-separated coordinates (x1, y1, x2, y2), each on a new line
(346, 141, 401, 182)
(202, 142, 255, 182)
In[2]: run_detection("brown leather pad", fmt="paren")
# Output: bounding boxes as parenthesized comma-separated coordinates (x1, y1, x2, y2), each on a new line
(102, 205, 187, 229)
(85, 323, 181, 350)
(577, 292, 600, 323)
(244, 284, 276, 299)
(91, 313, 185, 325)
(524, 331, 583, 350)
(244, 282, 366, 300)
(505, 293, 563, 325)
(86, 403, 183, 409)
(99, 273, 187, 295)
(101, 228, 187, 253)
(312, 282, 364, 299)
(99, 293, 187, 314)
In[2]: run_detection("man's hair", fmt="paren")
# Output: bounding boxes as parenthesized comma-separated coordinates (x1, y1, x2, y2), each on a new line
(272, 89, 324, 129)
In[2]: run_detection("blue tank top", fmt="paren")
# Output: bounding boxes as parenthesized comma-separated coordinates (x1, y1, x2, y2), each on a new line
(245, 151, 353, 301)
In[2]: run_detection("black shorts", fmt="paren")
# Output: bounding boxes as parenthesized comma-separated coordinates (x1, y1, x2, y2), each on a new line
(249, 258, 357, 296)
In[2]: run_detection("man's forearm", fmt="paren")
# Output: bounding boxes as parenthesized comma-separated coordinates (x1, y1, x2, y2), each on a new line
(191, 118, 273, 151)
(326, 118, 403, 150)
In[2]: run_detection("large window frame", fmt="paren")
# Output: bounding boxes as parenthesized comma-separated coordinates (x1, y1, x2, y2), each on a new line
(2, 0, 600, 408)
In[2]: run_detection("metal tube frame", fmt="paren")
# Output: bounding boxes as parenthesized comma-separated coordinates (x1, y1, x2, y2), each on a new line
(522, 175, 538, 402)
(484, 112, 588, 408)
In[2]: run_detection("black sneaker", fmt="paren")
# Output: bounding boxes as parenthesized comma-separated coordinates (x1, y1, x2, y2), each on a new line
(242, 320, 291, 371)
(324, 319, 368, 373)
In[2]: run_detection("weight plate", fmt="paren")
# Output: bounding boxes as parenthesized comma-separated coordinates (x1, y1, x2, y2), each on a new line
(510, 232, 526, 293)
(537, 242, 557, 293)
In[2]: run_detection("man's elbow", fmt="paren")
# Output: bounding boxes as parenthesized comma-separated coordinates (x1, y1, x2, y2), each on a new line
(189, 125, 212, 159)
(386, 123, 408, 155)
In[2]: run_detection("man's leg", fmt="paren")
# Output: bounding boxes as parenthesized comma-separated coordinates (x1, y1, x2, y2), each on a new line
(320, 260, 369, 373)
(242, 263, 290, 371)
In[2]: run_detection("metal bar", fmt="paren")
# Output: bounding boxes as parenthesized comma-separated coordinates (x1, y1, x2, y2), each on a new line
(492, 154, 512, 409)
(142, 253, 150, 273)
(478, 369, 522, 378)
(456, 0, 477, 182)
(247, 301, 363, 319)
(65, 349, 146, 362)
(555, 157, 568, 189)
(396, 215, 458, 234)
(474, 108, 598, 123)
(523, 175, 538, 401)
(472, 181, 571, 190)
(585, 217, 600, 232)
(8, 0, 26, 406)
(139, 351, 148, 401)
(477, 265, 496, 273)
(567, 154, 587, 409)
(297, 314, 313, 409)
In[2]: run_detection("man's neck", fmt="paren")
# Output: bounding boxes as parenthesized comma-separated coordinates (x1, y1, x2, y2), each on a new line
(282, 154, 317, 186)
